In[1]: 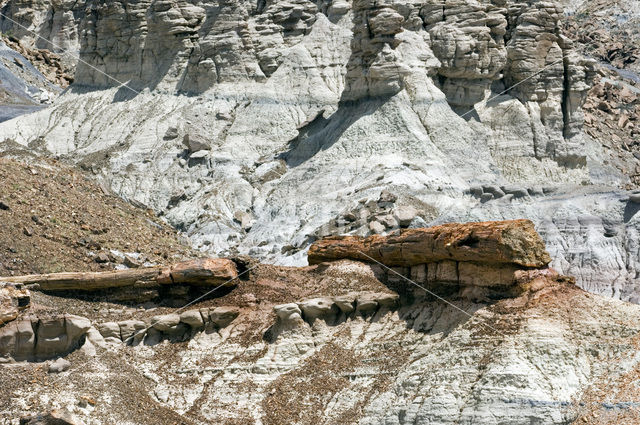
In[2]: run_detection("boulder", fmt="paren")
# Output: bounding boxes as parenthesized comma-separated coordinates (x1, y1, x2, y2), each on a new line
(118, 320, 146, 343)
(377, 214, 398, 229)
(179, 310, 205, 329)
(297, 298, 338, 321)
(308, 220, 552, 268)
(355, 294, 379, 313)
(96, 322, 121, 340)
(501, 185, 529, 199)
(480, 193, 493, 203)
(163, 126, 179, 140)
(482, 185, 505, 199)
(469, 186, 483, 197)
(150, 314, 181, 333)
(375, 293, 400, 309)
(274, 303, 303, 323)
(182, 126, 212, 152)
(48, 357, 71, 373)
(207, 307, 239, 328)
(369, 220, 385, 234)
(393, 206, 419, 227)
(333, 294, 357, 314)
(378, 190, 397, 204)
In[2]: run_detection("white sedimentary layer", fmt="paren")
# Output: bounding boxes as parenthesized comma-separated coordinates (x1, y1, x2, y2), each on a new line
(0, 0, 637, 302)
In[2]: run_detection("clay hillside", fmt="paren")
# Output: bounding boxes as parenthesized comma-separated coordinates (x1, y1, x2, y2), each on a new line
(2, 219, 640, 424)
(1, 0, 640, 424)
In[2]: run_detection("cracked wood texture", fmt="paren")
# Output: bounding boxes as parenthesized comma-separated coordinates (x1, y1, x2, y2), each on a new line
(308, 219, 552, 268)
(5, 258, 238, 290)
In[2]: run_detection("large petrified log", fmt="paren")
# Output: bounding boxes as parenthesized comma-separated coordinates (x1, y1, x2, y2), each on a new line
(308, 219, 551, 268)
(3, 258, 238, 291)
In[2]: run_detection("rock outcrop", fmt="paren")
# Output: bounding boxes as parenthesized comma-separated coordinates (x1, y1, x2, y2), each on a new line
(1, 237, 637, 424)
(0, 282, 30, 324)
(0, 0, 637, 306)
(0, 314, 91, 361)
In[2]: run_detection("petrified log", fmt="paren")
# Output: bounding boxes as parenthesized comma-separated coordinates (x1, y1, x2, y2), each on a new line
(4, 258, 238, 291)
(157, 258, 238, 286)
(308, 219, 551, 268)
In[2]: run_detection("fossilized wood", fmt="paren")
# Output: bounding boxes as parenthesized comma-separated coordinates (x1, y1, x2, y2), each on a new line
(156, 258, 238, 286)
(6, 268, 162, 291)
(4, 259, 238, 291)
(308, 219, 551, 268)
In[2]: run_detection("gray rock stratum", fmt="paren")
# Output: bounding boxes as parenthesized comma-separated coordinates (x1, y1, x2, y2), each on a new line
(0, 0, 638, 303)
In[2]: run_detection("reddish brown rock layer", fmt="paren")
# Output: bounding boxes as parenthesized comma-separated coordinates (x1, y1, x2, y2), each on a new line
(308, 219, 551, 268)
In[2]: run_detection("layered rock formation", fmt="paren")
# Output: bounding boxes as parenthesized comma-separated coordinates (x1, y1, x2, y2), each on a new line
(1, 221, 640, 424)
(0, 0, 638, 304)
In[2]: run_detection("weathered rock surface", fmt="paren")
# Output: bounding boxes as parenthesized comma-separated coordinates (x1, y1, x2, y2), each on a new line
(0, 1, 637, 307)
(309, 219, 551, 268)
(19, 409, 82, 425)
(0, 314, 90, 361)
(0, 283, 30, 324)
(0, 256, 638, 424)
(5, 258, 238, 303)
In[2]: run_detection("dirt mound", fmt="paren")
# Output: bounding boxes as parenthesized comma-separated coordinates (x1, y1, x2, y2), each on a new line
(0, 156, 195, 276)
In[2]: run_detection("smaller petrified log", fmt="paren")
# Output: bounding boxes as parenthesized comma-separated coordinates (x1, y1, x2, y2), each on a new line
(157, 258, 238, 286)
(8, 268, 161, 291)
(308, 219, 551, 268)
(4, 258, 238, 291)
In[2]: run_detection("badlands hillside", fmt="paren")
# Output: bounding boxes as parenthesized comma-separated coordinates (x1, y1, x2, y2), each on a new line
(0, 0, 639, 423)
(0, 0, 638, 302)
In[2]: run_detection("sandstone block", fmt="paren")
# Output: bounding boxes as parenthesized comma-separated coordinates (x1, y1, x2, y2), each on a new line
(179, 310, 205, 328)
(208, 307, 239, 328)
(274, 303, 302, 321)
(333, 294, 357, 313)
(355, 294, 379, 313)
(96, 322, 121, 340)
(118, 320, 146, 342)
(150, 314, 181, 332)
(297, 298, 338, 321)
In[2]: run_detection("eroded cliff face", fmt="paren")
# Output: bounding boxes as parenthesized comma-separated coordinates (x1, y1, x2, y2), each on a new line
(1, 221, 640, 424)
(0, 0, 638, 302)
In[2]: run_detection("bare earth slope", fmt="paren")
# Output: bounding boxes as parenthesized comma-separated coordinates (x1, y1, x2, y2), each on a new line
(0, 157, 194, 276)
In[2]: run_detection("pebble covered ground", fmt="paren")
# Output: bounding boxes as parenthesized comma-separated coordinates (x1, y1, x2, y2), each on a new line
(0, 156, 195, 276)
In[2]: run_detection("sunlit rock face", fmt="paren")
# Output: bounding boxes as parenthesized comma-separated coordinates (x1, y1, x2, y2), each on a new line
(0, 0, 638, 303)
